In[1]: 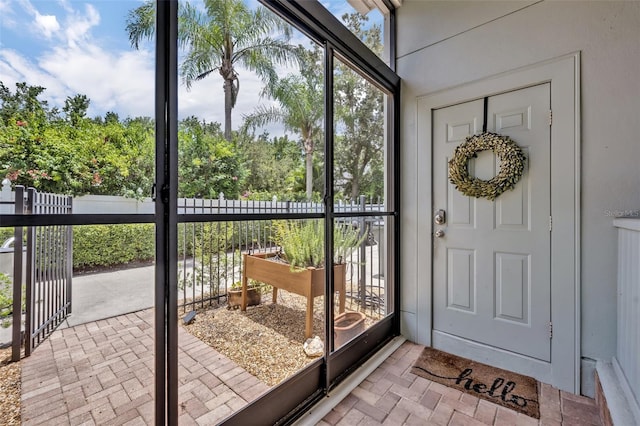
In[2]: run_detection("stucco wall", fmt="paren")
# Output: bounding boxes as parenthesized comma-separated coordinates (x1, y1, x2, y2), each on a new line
(397, 0, 640, 394)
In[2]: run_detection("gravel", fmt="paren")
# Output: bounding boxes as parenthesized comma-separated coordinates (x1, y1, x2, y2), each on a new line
(183, 290, 373, 387)
(0, 348, 20, 426)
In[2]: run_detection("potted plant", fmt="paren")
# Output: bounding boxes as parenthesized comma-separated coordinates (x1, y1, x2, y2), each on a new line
(241, 220, 365, 338)
(227, 280, 262, 309)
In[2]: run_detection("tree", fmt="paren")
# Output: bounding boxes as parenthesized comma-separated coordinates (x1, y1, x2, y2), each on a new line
(0, 81, 49, 125)
(63, 94, 90, 126)
(104, 111, 120, 124)
(244, 46, 323, 200)
(333, 14, 385, 200)
(238, 132, 302, 197)
(178, 117, 244, 198)
(0, 82, 54, 190)
(0, 82, 155, 196)
(126, 0, 300, 141)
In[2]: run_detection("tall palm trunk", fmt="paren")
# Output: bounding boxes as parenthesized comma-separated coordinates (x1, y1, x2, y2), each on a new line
(220, 57, 235, 141)
(305, 150, 313, 200)
(303, 136, 314, 200)
(223, 78, 233, 141)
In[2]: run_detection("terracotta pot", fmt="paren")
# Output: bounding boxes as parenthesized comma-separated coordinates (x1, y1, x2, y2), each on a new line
(228, 287, 260, 309)
(334, 311, 366, 348)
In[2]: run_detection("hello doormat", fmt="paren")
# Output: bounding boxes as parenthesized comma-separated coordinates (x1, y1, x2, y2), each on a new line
(411, 347, 540, 419)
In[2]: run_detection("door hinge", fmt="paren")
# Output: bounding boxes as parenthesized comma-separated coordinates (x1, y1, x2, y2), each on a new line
(549, 216, 553, 232)
(549, 110, 553, 126)
(549, 322, 553, 339)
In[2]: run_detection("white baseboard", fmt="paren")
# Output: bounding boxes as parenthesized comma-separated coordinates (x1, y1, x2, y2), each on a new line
(596, 360, 640, 426)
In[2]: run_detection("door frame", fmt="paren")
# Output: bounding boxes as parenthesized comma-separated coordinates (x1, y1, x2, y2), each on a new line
(415, 52, 581, 392)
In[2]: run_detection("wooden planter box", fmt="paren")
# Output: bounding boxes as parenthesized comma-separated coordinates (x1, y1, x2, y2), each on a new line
(242, 252, 346, 338)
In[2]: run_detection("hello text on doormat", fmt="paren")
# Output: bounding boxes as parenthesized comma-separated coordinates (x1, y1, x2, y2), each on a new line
(411, 347, 540, 419)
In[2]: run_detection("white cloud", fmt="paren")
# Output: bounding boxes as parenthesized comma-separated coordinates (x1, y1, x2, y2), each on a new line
(0, 0, 17, 30)
(63, 3, 99, 47)
(16, 0, 61, 39)
(0, 48, 71, 106)
(56, 0, 74, 14)
(0, 0, 293, 138)
(34, 13, 60, 39)
(37, 43, 155, 118)
(0, 1, 155, 118)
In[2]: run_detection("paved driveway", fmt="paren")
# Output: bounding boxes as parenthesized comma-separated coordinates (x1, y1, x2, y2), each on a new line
(64, 265, 155, 328)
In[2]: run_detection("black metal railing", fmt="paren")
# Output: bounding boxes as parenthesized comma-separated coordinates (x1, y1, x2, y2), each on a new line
(9, 186, 73, 360)
(177, 196, 388, 319)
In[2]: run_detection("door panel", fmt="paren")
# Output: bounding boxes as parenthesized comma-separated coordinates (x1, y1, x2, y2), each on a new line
(433, 84, 551, 362)
(494, 252, 529, 323)
(496, 146, 530, 230)
(447, 248, 475, 312)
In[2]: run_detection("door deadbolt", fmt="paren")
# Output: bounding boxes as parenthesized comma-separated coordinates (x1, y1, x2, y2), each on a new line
(434, 209, 446, 225)
(434, 229, 445, 238)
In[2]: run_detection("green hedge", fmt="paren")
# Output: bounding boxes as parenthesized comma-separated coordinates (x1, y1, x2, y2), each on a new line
(0, 228, 14, 244)
(0, 273, 13, 324)
(8, 221, 276, 271)
(178, 221, 276, 255)
(73, 224, 155, 270)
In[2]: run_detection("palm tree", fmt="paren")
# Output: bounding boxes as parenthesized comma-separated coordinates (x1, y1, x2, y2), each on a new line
(243, 50, 324, 200)
(126, 0, 300, 141)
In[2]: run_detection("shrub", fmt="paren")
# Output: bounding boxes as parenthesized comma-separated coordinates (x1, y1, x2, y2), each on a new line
(73, 224, 155, 270)
(0, 228, 14, 244)
(0, 273, 11, 305)
(178, 221, 276, 255)
(0, 272, 17, 327)
(72, 221, 275, 271)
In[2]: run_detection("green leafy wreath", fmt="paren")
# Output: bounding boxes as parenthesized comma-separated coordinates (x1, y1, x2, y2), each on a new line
(448, 132, 526, 200)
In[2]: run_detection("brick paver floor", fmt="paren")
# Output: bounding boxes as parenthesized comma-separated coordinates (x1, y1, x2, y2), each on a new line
(21, 316, 601, 426)
(21, 309, 269, 425)
(320, 341, 603, 426)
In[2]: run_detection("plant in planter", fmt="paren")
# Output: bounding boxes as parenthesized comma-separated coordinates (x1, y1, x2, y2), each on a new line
(227, 279, 267, 309)
(273, 220, 363, 270)
(241, 220, 365, 338)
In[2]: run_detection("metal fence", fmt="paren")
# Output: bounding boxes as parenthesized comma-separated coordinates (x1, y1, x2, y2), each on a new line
(176, 194, 383, 215)
(177, 196, 388, 319)
(8, 186, 73, 360)
(0, 188, 385, 360)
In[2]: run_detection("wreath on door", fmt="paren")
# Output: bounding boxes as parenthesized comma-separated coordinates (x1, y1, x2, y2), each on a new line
(448, 132, 526, 200)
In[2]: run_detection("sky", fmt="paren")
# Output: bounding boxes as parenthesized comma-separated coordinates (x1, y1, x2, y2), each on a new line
(0, 0, 381, 132)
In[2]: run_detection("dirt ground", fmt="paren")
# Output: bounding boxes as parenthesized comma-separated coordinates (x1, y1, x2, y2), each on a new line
(0, 347, 20, 426)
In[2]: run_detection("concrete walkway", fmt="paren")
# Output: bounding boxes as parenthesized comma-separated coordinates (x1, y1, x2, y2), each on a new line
(63, 266, 155, 328)
(0, 265, 155, 346)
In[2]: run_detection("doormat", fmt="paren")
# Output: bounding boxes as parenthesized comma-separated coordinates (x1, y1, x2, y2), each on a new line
(411, 347, 540, 419)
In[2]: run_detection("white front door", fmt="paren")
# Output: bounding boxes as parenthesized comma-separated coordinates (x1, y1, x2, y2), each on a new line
(432, 84, 551, 362)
